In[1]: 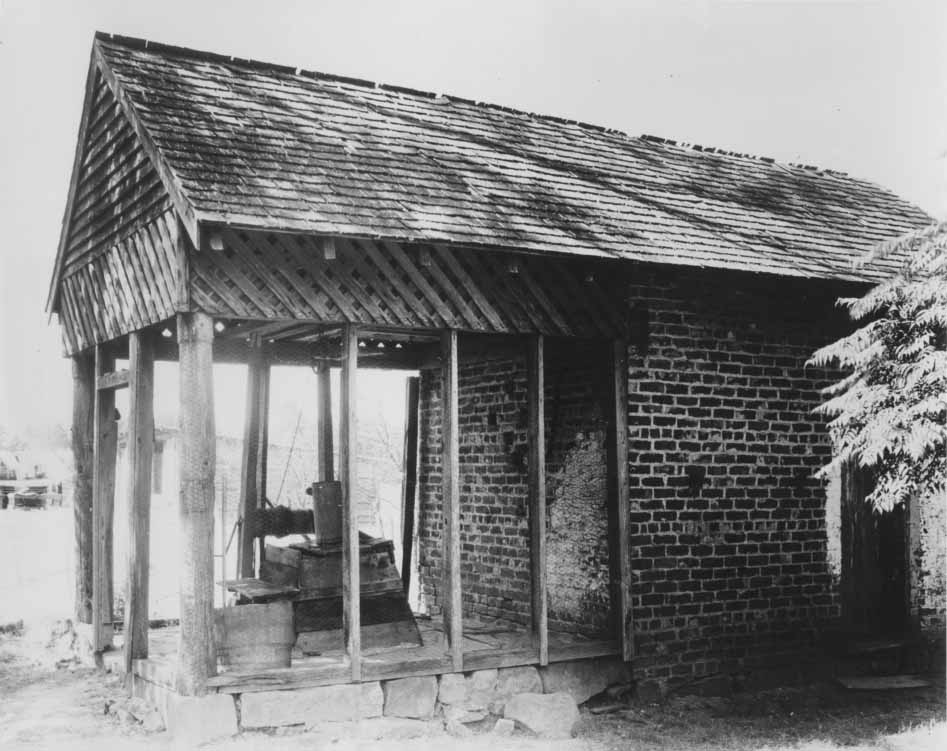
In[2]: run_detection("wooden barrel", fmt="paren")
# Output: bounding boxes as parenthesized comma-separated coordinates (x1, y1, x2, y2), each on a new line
(214, 601, 295, 670)
(311, 481, 343, 543)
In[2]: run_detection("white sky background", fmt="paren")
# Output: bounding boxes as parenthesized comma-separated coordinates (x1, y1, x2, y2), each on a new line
(0, 0, 945, 441)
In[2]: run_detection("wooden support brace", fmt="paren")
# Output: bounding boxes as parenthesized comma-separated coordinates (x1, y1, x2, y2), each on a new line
(175, 313, 217, 695)
(606, 339, 633, 661)
(96, 369, 130, 391)
(527, 335, 548, 665)
(317, 363, 334, 482)
(441, 329, 463, 671)
(400, 376, 420, 594)
(92, 344, 117, 653)
(256, 360, 271, 567)
(124, 331, 154, 679)
(340, 324, 361, 681)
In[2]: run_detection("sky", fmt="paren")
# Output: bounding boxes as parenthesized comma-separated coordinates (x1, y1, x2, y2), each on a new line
(0, 0, 945, 442)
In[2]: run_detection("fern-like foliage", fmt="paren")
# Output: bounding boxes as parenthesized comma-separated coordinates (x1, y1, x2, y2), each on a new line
(808, 221, 947, 511)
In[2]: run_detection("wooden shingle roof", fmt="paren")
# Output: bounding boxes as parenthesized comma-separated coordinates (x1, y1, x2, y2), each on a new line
(52, 32, 932, 312)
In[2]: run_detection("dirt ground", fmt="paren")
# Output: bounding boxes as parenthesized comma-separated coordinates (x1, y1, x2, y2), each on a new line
(0, 625, 944, 751)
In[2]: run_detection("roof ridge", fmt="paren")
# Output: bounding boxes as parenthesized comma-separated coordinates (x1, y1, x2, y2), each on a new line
(95, 31, 853, 177)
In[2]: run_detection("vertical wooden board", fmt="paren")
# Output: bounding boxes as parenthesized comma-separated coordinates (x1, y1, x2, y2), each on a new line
(527, 335, 548, 665)
(256, 361, 271, 568)
(339, 324, 361, 680)
(175, 312, 217, 695)
(72, 354, 95, 623)
(606, 339, 633, 661)
(400, 376, 421, 594)
(441, 329, 463, 671)
(92, 345, 117, 652)
(124, 332, 154, 677)
(317, 364, 334, 482)
(238, 340, 263, 578)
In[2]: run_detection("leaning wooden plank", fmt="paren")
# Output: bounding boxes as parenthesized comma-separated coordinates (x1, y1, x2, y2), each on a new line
(339, 324, 361, 681)
(317, 364, 334, 482)
(123, 331, 154, 680)
(441, 329, 463, 672)
(238, 339, 264, 579)
(400, 377, 420, 594)
(837, 675, 931, 690)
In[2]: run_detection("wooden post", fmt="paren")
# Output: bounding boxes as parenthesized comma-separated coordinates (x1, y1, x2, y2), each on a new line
(317, 363, 334, 482)
(400, 376, 420, 594)
(72, 353, 95, 624)
(527, 335, 548, 665)
(92, 344, 118, 653)
(339, 325, 361, 681)
(256, 360, 270, 567)
(124, 331, 154, 678)
(238, 339, 263, 578)
(175, 312, 217, 695)
(606, 339, 633, 661)
(441, 330, 463, 671)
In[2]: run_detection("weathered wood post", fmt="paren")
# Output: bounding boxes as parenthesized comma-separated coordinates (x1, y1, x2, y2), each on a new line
(527, 334, 548, 665)
(92, 345, 118, 652)
(237, 338, 264, 578)
(441, 329, 462, 672)
(72, 353, 95, 624)
(606, 339, 633, 661)
(124, 331, 154, 678)
(400, 376, 420, 594)
(339, 325, 361, 680)
(175, 312, 217, 695)
(317, 363, 334, 482)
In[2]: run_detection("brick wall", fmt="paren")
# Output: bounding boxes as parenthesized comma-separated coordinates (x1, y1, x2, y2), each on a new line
(417, 341, 614, 637)
(624, 265, 853, 692)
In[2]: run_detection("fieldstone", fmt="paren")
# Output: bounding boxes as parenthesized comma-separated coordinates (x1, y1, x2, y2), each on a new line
(383, 676, 438, 719)
(504, 692, 579, 739)
(540, 658, 630, 705)
(352, 717, 440, 741)
(242, 684, 361, 728)
(444, 705, 487, 723)
(438, 673, 467, 705)
(466, 669, 498, 710)
(492, 717, 515, 736)
(166, 693, 237, 745)
(446, 718, 473, 737)
(141, 708, 165, 733)
(360, 682, 384, 718)
(493, 666, 543, 713)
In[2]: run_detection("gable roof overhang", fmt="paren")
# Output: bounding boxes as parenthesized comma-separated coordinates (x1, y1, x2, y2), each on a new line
(48, 32, 933, 319)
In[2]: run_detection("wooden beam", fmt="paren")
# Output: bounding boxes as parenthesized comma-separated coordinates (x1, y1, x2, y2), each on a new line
(72, 353, 95, 624)
(96, 368, 129, 391)
(606, 339, 633, 661)
(339, 324, 361, 681)
(317, 363, 334, 482)
(527, 335, 548, 665)
(124, 331, 154, 680)
(175, 312, 217, 695)
(238, 339, 264, 578)
(441, 329, 463, 671)
(400, 376, 421, 594)
(92, 345, 117, 653)
(256, 360, 270, 571)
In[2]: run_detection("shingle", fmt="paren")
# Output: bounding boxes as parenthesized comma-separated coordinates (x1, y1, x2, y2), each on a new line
(96, 34, 931, 282)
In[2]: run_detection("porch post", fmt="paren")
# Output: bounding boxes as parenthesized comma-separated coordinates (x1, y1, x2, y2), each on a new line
(527, 335, 548, 665)
(317, 363, 334, 482)
(238, 337, 263, 578)
(124, 331, 154, 677)
(72, 353, 95, 624)
(441, 329, 463, 671)
(255, 360, 270, 566)
(340, 324, 361, 680)
(92, 344, 118, 653)
(175, 312, 217, 695)
(606, 339, 633, 661)
(400, 376, 420, 594)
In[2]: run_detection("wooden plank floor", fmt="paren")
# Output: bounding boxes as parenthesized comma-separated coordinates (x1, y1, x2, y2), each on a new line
(120, 616, 618, 694)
